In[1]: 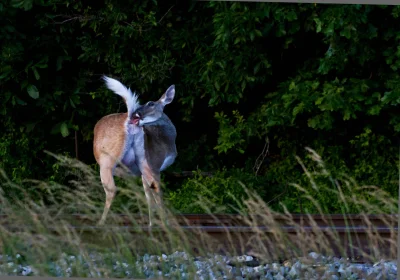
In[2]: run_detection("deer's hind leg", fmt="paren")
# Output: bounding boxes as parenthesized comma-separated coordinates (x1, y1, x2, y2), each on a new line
(98, 159, 117, 226)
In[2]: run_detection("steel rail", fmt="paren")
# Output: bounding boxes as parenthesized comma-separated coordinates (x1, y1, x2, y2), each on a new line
(0, 213, 396, 262)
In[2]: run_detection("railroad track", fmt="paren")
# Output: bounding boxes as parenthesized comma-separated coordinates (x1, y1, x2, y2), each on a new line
(0, 213, 397, 262)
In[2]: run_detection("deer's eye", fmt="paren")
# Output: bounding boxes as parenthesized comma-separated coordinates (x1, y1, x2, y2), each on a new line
(147, 101, 154, 107)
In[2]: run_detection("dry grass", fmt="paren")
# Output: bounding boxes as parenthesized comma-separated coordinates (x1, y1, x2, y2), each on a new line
(0, 148, 397, 277)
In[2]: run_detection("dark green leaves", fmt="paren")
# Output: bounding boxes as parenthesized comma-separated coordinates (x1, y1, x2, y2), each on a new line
(27, 85, 39, 99)
(214, 111, 247, 154)
(2, 0, 400, 211)
(60, 122, 69, 137)
(10, 0, 33, 11)
(51, 121, 71, 137)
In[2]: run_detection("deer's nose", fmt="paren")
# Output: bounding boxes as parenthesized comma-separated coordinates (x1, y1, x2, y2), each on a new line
(132, 111, 141, 118)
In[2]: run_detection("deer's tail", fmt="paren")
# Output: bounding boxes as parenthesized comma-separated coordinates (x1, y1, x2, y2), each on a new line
(102, 76, 140, 117)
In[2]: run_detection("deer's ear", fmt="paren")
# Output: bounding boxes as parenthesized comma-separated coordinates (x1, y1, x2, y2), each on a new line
(159, 85, 175, 105)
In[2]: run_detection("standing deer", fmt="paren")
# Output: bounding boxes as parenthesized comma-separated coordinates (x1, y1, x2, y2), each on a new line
(93, 76, 177, 226)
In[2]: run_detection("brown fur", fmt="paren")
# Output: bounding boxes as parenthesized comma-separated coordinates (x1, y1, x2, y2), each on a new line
(93, 113, 128, 166)
(93, 113, 128, 225)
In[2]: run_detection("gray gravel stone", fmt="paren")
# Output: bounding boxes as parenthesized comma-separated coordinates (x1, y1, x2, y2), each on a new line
(0, 251, 397, 279)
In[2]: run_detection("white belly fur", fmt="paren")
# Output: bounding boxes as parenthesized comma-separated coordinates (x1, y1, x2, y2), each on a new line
(160, 154, 176, 171)
(118, 122, 142, 176)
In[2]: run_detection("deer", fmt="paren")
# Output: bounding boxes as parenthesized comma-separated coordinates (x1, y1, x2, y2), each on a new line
(93, 76, 177, 227)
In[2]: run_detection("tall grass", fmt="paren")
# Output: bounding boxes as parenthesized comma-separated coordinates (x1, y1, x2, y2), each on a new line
(0, 148, 397, 277)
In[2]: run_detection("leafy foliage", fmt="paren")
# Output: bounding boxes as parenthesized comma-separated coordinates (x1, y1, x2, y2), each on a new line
(167, 168, 270, 214)
(1, 0, 400, 213)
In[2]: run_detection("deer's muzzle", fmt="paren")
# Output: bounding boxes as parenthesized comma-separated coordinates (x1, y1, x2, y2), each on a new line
(130, 113, 141, 125)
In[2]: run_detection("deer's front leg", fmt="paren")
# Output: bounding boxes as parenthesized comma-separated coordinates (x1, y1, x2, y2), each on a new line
(141, 164, 167, 226)
(141, 175, 155, 228)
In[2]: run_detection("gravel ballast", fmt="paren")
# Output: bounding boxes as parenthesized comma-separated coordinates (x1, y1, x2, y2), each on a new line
(0, 251, 397, 279)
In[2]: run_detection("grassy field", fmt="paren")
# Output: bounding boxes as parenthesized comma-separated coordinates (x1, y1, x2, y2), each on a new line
(0, 148, 397, 279)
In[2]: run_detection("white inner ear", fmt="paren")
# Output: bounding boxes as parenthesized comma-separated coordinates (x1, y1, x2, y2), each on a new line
(160, 95, 167, 104)
(161, 88, 175, 104)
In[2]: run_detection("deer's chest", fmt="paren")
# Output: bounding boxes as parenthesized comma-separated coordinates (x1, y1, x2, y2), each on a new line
(132, 130, 146, 164)
(120, 128, 146, 172)
(118, 124, 139, 173)
(121, 125, 174, 174)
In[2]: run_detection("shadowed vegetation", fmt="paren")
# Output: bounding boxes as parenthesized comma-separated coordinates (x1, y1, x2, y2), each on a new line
(1, 1, 400, 213)
(0, 149, 397, 277)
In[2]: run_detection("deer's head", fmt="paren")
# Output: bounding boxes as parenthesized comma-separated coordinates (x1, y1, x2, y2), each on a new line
(130, 85, 175, 126)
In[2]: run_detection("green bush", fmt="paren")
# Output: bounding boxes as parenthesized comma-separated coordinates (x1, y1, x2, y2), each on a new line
(1, 1, 400, 213)
(167, 168, 273, 214)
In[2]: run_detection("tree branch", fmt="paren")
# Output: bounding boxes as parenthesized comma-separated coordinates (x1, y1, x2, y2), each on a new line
(253, 137, 269, 176)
